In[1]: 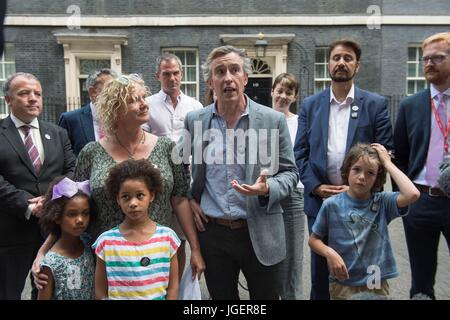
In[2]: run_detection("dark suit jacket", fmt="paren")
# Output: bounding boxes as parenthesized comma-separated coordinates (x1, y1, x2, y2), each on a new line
(0, 116, 76, 247)
(58, 103, 95, 156)
(394, 88, 431, 180)
(294, 86, 394, 218)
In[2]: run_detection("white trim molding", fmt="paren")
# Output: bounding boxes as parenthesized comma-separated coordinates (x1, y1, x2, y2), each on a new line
(5, 15, 450, 27)
(54, 32, 127, 108)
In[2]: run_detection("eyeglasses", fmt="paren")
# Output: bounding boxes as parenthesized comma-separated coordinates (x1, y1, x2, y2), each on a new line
(114, 73, 143, 85)
(421, 54, 450, 65)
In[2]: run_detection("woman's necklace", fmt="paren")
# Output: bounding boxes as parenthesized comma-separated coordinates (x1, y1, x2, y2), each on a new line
(115, 130, 146, 159)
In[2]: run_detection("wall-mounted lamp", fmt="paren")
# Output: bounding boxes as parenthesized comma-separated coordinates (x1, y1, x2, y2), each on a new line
(255, 32, 268, 58)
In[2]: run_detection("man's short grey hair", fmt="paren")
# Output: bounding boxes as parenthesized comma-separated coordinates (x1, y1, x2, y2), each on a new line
(85, 68, 118, 91)
(201, 45, 252, 82)
(3, 72, 40, 96)
(155, 53, 183, 74)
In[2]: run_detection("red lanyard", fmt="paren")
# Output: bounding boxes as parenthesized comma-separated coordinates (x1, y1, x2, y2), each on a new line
(431, 97, 450, 153)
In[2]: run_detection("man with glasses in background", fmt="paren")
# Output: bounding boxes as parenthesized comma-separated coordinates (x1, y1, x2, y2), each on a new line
(394, 31, 450, 300)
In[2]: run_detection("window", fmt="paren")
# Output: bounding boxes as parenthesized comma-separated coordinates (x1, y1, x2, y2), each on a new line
(314, 47, 331, 93)
(162, 48, 199, 99)
(78, 59, 110, 104)
(0, 44, 16, 118)
(407, 46, 427, 95)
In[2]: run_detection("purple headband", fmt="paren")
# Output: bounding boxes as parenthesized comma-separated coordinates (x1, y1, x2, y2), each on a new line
(52, 177, 91, 200)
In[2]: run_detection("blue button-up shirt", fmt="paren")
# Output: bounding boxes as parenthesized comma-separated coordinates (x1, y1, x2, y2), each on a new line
(200, 102, 250, 219)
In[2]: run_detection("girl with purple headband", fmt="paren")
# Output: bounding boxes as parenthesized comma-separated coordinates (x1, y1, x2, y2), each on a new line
(37, 176, 95, 300)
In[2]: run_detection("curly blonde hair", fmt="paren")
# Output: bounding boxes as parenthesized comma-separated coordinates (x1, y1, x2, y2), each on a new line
(94, 74, 150, 137)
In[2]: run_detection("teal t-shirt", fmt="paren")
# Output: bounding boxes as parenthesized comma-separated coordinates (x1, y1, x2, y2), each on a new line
(312, 191, 403, 286)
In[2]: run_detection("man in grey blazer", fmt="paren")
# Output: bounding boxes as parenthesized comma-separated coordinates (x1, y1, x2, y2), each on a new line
(183, 45, 298, 299)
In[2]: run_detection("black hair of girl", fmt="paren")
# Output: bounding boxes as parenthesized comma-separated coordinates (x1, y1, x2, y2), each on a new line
(105, 159, 163, 200)
(39, 176, 92, 238)
(340, 143, 387, 193)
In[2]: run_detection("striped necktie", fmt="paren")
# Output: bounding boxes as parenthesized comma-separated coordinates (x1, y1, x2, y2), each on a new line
(21, 125, 42, 174)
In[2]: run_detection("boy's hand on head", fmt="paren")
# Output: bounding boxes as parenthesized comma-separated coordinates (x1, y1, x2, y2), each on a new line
(371, 143, 391, 165)
(325, 247, 349, 281)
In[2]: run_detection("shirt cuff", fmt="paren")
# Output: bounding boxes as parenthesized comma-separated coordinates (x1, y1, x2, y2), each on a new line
(25, 204, 35, 220)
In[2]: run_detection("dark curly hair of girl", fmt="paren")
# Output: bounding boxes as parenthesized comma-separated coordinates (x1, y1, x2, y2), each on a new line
(39, 176, 92, 237)
(105, 159, 163, 200)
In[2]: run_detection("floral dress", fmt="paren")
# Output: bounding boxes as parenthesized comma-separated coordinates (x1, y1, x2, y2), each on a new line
(40, 235, 95, 300)
(74, 137, 188, 239)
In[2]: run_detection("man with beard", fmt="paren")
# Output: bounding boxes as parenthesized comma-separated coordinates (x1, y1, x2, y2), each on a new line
(294, 39, 394, 300)
(394, 32, 450, 300)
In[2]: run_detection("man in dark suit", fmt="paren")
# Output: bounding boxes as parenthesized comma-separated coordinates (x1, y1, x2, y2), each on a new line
(394, 32, 450, 300)
(58, 68, 116, 155)
(0, 72, 76, 299)
(294, 39, 394, 300)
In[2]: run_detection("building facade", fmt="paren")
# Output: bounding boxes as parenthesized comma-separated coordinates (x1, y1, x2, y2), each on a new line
(2, 0, 450, 122)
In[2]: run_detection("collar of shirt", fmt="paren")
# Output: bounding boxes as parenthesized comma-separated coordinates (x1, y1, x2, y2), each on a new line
(329, 83, 355, 109)
(10, 113, 40, 130)
(430, 84, 450, 100)
(212, 96, 250, 118)
(159, 89, 183, 105)
(90, 102, 100, 122)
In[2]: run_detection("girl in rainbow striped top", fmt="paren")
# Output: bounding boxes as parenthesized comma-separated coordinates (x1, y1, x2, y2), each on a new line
(93, 159, 180, 300)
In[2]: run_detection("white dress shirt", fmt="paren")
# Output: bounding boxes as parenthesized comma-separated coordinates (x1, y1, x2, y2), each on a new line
(286, 114, 304, 189)
(414, 84, 450, 186)
(90, 102, 102, 141)
(10, 113, 45, 219)
(327, 84, 355, 185)
(143, 90, 203, 142)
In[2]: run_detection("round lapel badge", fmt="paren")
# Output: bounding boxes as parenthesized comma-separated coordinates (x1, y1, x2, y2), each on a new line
(44, 134, 51, 140)
(352, 105, 359, 111)
(140, 257, 151, 267)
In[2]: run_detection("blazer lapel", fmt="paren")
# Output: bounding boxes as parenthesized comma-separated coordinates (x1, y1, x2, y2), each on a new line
(39, 120, 53, 176)
(345, 86, 362, 153)
(319, 89, 331, 162)
(247, 102, 262, 183)
(81, 104, 95, 142)
(421, 88, 432, 147)
(1, 116, 36, 176)
(196, 106, 214, 182)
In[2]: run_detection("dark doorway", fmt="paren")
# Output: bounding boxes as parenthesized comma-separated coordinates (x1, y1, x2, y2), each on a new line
(245, 77, 272, 107)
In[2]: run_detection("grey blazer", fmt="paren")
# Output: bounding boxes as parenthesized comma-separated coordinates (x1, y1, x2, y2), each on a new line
(184, 97, 299, 266)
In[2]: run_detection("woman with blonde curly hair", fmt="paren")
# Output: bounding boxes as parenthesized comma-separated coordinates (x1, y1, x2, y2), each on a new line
(33, 74, 205, 291)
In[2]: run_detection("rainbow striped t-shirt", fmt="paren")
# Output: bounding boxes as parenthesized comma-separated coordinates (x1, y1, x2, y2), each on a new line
(92, 224, 180, 300)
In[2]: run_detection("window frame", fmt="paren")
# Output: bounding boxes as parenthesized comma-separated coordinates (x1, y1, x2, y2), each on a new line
(314, 46, 331, 94)
(0, 44, 16, 118)
(406, 45, 428, 96)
